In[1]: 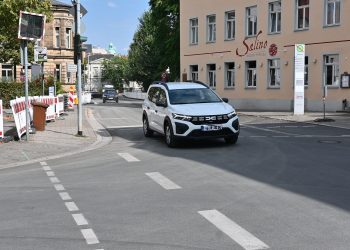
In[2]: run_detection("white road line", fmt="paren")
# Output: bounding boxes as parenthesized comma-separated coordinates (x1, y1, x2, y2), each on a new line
(146, 172, 182, 190)
(118, 153, 140, 162)
(198, 210, 269, 250)
(108, 125, 142, 129)
(285, 126, 298, 128)
(249, 136, 267, 138)
(341, 135, 350, 137)
(40, 162, 48, 166)
(65, 202, 79, 212)
(266, 126, 280, 129)
(272, 136, 289, 138)
(81, 228, 100, 245)
(302, 125, 316, 128)
(243, 124, 299, 136)
(72, 213, 88, 226)
(21, 151, 30, 160)
(59, 192, 72, 201)
(43, 166, 52, 171)
(50, 177, 60, 183)
(54, 184, 65, 191)
(46, 171, 55, 177)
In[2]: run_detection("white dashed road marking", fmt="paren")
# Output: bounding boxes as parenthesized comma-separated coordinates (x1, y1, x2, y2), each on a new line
(198, 210, 269, 250)
(46, 171, 55, 177)
(49, 177, 60, 183)
(54, 184, 65, 191)
(40, 161, 48, 166)
(43, 166, 52, 171)
(65, 202, 79, 212)
(146, 172, 182, 190)
(59, 192, 72, 201)
(81, 228, 100, 245)
(118, 153, 140, 162)
(72, 213, 89, 226)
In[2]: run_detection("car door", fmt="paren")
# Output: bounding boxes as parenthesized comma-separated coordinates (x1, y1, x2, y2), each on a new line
(145, 87, 159, 131)
(153, 88, 168, 133)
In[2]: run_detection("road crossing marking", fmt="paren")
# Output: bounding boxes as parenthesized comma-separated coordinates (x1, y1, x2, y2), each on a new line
(50, 177, 60, 183)
(40, 162, 48, 166)
(65, 202, 79, 212)
(146, 172, 182, 190)
(43, 166, 52, 171)
(198, 210, 269, 250)
(118, 153, 140, 162)
(243, 124, 299, 136)
(59, 192, 72, 201)
(46, 171, 55, 177)
(72, 213, 89, 226)
(54, 184, 65, 191)
(81, 228, 100, 245)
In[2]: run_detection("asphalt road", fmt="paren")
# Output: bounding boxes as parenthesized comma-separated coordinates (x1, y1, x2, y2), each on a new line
(1, 98, 350, 250)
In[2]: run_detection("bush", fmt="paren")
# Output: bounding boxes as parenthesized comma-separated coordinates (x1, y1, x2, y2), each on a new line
(0, 77, 62, 108)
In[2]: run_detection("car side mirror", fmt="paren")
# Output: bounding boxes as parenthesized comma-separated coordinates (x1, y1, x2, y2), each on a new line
(222, 98, 229, 103)
(156, 100, 167, 107)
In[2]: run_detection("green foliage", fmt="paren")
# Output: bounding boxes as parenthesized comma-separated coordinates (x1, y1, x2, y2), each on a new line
(127, 0, 180, 91)
(0, 78, 62, 108)
(101, 56, 129, 91)
(0, 0, 52, 64)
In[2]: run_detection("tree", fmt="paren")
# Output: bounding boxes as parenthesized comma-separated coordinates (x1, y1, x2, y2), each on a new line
(127, 11, 160, 91)
(149, 0, 180, 82)
(0, 0, 52, 64)
(101, 56, 129, 91)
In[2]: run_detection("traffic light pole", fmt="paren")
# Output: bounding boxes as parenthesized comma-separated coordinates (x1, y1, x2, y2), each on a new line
(75, 0, 83, 136)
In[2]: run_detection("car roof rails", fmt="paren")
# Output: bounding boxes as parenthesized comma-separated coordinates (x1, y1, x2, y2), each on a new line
(185, 80, 209, 88)
(151, 81, 169, 90)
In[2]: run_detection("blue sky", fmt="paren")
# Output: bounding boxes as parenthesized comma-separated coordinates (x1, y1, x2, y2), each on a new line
(60, 0, 150, 55)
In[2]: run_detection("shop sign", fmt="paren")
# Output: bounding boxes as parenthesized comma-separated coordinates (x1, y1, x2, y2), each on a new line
(236, 30, 278, 57)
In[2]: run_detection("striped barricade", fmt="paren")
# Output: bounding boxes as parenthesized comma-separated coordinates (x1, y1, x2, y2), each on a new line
(0, 100, 3, 139)
(10, 97, 31, 138)
(68, 86, 75, 110)
(39, 96, 56, 121)
(56, 95, 64, 116)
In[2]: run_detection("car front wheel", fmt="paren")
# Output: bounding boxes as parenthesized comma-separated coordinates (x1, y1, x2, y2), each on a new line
(165, 122, 177, 147)
(143, 115, 153, 137)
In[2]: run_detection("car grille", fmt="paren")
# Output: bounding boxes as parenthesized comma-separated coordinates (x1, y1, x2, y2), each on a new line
(190, 114, 235, 125)
(188, 128, 234, 137)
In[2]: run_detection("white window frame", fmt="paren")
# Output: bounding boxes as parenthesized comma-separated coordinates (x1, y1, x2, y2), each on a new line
(190, 65, 198, 81)
(207, 64, 216, 88)
(1, 65, 13, 82)
(246, 61, 257, 88)
(246, 6, 257, 37)
(268, 59, 281, 88)
(225, 11, 235, 40)
(207, 15, 216, 43)
(55, 27, 60, 48)
(189, 18, 198, 45)
(325, 0, 341, 26)
(296, 0, 310, 30)
(324, 54, 340, 86)
(225, 62, 235, 88)
(66, 28, 71, 49)
(269, 1, 281, 34)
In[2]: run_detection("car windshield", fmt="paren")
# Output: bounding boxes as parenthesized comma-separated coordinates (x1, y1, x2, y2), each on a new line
(105, 90, 115, 95)
(168, 88, 222, 105)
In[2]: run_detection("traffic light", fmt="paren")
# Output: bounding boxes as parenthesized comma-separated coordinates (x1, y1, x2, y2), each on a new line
(74, 34, 88, 64)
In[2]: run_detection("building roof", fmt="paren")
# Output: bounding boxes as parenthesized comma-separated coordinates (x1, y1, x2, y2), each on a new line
(89, 54, 115, 62)
(51, 0, 71, 7)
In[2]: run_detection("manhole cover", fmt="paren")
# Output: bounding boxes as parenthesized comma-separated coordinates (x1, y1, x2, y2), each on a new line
(318, 140, 341, 144)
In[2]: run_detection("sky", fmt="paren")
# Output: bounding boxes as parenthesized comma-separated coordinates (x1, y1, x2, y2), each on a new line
(60, 0, 150, 55)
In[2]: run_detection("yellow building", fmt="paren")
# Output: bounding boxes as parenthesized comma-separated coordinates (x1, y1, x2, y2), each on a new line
(180, 0, 350, 111)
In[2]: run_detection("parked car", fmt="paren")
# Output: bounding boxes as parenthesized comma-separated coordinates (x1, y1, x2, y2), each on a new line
(142, 81, 239, 147)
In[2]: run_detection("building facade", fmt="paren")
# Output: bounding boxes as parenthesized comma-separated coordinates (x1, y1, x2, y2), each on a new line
(180, 0, 350, 111)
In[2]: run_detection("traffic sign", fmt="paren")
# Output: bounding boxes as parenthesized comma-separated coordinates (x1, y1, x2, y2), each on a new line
(67, 64, 78, 72)
(34, 46, 47, 62)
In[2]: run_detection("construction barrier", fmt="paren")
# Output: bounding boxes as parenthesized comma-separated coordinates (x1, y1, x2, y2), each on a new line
(56, 95, 64, 117)
(10, 97, 32, 138)
(40, 96, 56, 121)
(0, 100, 3, 139)
(68, 85, 75, 110)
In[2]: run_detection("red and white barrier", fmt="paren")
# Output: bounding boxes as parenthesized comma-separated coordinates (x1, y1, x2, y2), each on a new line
(40, 96, 56, 121)
(68, 86, 74, 110)
(0, 100, 4, 139)
(10, 97, 32, 138)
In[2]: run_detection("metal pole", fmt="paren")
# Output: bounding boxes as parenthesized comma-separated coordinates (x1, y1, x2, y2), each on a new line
(76, 0, 83, 136)
(42, 62, 45, 95)
(24, 40, 30, 141)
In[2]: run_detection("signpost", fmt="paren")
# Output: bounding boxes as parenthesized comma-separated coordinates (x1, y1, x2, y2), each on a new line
(294, 44, 305, 115)
(34, 46, 48, 62)
(18, 11, 46, 141)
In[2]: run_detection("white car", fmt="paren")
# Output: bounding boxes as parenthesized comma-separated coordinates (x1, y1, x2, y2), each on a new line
(142, 81, 240, 147)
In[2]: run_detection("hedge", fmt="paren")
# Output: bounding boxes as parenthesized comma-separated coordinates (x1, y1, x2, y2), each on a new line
(0, 77, 62, 108)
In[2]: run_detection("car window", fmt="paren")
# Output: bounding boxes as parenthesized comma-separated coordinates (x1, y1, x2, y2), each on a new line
(158, 89, 167, 105)
(169, 88, 222, 105)
(148, 87, 158, 103)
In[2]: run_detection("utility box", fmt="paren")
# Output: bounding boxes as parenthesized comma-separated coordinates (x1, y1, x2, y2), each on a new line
(32, 102, 49, 131)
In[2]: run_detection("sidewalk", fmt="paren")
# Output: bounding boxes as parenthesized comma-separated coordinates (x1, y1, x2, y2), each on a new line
(0, 107, 111, 169)
(238, 111, 350, 130)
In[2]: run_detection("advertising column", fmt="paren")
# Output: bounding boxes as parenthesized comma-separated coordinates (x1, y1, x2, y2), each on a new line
(294, 44, 305, 115)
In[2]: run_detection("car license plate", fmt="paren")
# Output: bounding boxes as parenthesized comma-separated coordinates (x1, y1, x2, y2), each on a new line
(201, 125, 222, 131)
(108, 97, 113, 100)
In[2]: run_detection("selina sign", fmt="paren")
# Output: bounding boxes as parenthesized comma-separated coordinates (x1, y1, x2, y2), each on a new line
(236, 30, 277, 57)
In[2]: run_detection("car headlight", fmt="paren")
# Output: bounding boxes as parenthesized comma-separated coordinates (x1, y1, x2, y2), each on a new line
(172, 113, 192, 121)
(227, 111, 237, 119)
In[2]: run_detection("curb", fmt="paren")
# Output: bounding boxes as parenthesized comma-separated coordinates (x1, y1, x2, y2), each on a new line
(239, 112, 350, 131)
(0, 108, 112, 170)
